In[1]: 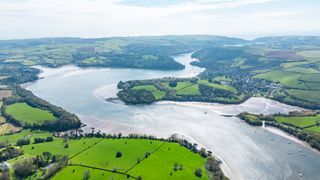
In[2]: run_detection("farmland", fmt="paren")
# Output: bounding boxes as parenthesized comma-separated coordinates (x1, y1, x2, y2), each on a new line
(0, 129, 219, 180)
(238, 112, 320, 151)
(118, 78, 244, 104)
(5, 103, 56, 125)
(274, 115, 320, 128)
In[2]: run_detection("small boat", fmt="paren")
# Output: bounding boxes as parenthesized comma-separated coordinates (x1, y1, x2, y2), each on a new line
(288, 152, 292, 155)
(299, 173, 303, 177)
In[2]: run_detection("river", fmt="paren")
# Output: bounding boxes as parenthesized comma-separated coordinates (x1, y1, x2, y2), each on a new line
(26, 53, 320, 180)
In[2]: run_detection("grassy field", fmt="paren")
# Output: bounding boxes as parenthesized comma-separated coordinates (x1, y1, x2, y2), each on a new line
(50, 139, 208, 180)
(198, 79, 237, 93)
(301, 73, 320, 83)
(254, 70, 307, 89)
(0, 130, 52, 144)
(176, 84, 200, 95)
(286, 89, 320, 103)
(71, 139, 163, 172)
(128, 142, 208, 180)
(0, 130, 211, 180)
(281, 61, 309, 69)
(304, 126, 320, 133)
(152, 90, 166, 99)
(298, 50, 320, 62)
(53, 166, 132, 180)
(21, 138, 102, 158)
(275, 115, 320, 128)
(162, 82, 194, 91)
(5, 103, 56, 125)
(132, 85, 158, 91)
(132, 85, 166, 99)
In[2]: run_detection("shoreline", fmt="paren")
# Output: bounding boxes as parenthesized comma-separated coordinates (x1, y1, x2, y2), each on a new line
(262, 125, 320, 155)
(78, 114, 234, 179)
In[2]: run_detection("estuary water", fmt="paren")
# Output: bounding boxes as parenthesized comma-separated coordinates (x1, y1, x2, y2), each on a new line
(26, 53, 320, 180)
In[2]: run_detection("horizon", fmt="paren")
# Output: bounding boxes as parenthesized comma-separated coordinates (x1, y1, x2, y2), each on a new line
(1, 0, 320, 40)
(1, 34, 320, 41)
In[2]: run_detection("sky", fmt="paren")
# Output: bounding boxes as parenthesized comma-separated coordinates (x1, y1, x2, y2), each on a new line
(0, 0, 319, 40)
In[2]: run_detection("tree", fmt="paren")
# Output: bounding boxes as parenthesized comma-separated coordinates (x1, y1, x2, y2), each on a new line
(13, 158, 35, 178)
(82, 170, 91, 180)
(169, 81, 177, 87)
(45, 136, 54, 142)
(199, 148, 208, 158)
(195, 168, 202, 177)
(63, 143, 69, 148)
(16, 138, 30, 146)
(115, 151, 122, 158)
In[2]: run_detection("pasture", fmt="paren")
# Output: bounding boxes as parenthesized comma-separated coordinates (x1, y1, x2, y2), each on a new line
(5, 103, 56, 125)
(132, 85, 166, 99)
(286, 89, 320, 103)
(198, 79, 237, 92)
(52, 139, 208, 180)
(176, 84, 200, 95)
(0, 130, 210, 180)
(254, 70, 307, 89)
(275, 115, 320, 128)
(304, 126, 320, 133)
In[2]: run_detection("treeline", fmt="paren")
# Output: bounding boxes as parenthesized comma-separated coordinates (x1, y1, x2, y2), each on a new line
(273, 91, 320, 110)
(12, 153, 68, 180)
(117, 89, 156, 104)
(266, 122, 320, 151)
(117, 78, 247, 105)
(0, 62, 39, 85)
(59, 131, 228, 180)
(1, 86, 81, 131)
(72, 51, 185, 70)
(238, 112, 320, 151)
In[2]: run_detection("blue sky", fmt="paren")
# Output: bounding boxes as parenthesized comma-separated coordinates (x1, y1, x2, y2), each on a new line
(0, 0, 319, 39)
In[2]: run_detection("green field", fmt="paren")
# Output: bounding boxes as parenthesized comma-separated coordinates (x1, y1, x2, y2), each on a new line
(298, 50, 320, 62)
(132, 85, 166, 99)
(254, 70, 307, 89)
(53, 166, 132, 180)
(197, 79, 237, 93)
(162, 82, 194, 91)
(0, 130, 52, 144)
(304, 126, 320, 133)
(281, 61, 309, 69)
(128, 142, 208, 180)
(286, 89, 320, 103)
(275, 115, 320, 128)
(71, 139, 163, 172)
(6, 103, 56, 125)
(152, 90, 166, 99)
(301, 73, 320, 83)
(132, 85, 158, 91)
(52, 139, 208, 180)
(176, 84, 200, 95)
(0, 129, 211, 180)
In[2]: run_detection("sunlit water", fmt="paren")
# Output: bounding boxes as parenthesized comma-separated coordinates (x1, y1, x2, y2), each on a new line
(26, 53, 320, 180)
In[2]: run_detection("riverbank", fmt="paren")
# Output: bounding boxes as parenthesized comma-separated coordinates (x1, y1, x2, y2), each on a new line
(26, 53, 320, 180)
(79, 114, 234, 179)
(263, 126, 319, 154)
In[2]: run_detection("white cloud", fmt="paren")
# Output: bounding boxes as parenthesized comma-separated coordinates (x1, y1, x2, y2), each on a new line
(0, 0, 319, 39)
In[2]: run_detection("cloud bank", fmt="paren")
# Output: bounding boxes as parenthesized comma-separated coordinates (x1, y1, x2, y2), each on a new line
(0, 0, 319, 39)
